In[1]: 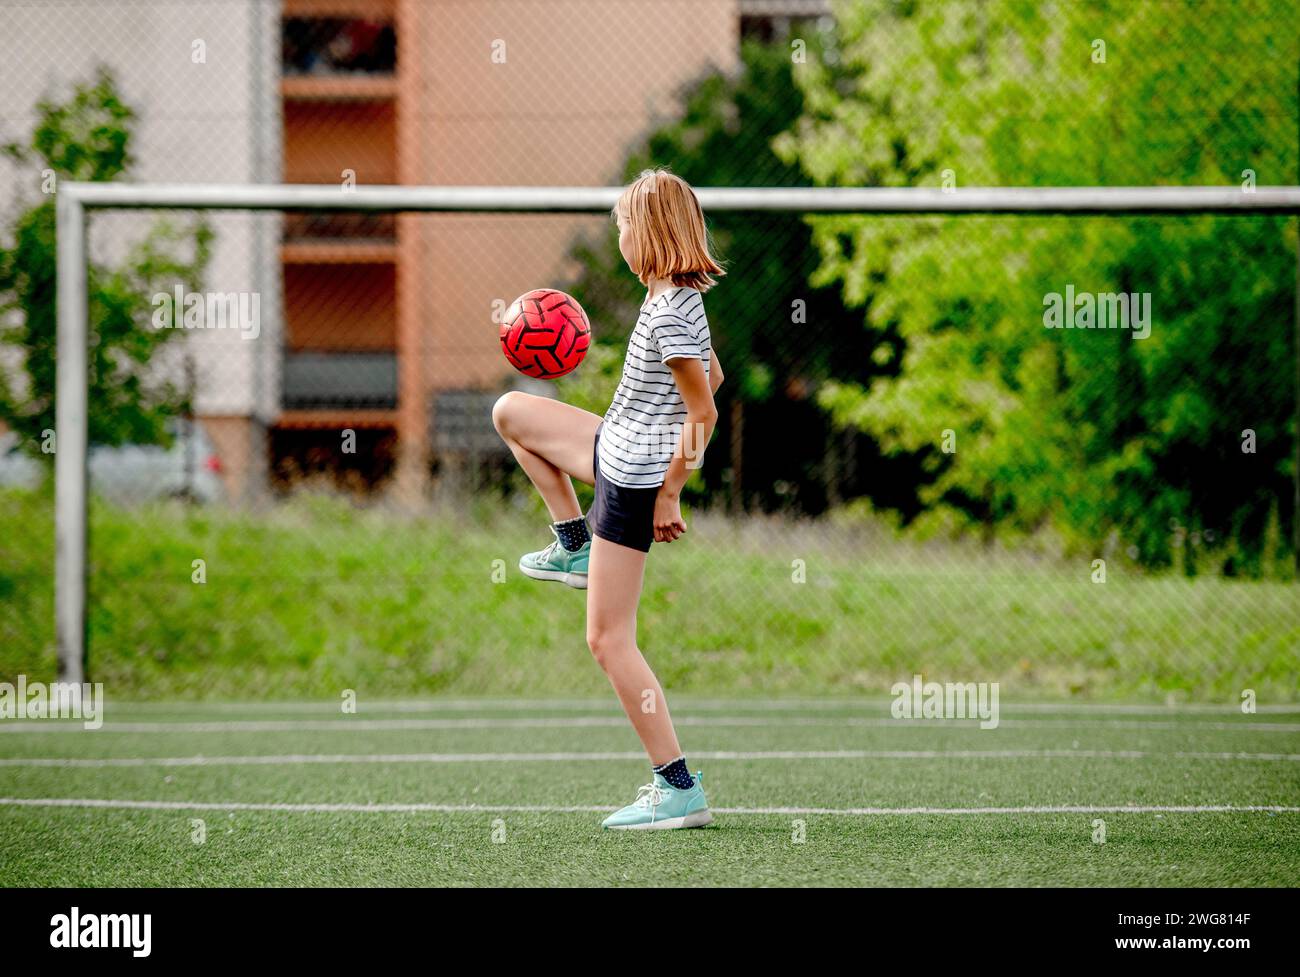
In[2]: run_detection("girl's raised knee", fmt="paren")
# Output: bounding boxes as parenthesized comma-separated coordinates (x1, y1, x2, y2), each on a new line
(491, 390, 527, 436)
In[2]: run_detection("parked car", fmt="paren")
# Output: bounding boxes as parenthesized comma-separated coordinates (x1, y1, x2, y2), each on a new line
(0, 420, 225, 504)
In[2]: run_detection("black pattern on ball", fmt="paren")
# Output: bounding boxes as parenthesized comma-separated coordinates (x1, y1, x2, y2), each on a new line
(499, 288, 591, 379)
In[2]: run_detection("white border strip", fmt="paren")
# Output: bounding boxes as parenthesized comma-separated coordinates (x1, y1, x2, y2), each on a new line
(103, 699, 1300, 716)
(1, 797, 1296, 816)
(4, 717, 1299, 734)
(2, 749, 1297, 767)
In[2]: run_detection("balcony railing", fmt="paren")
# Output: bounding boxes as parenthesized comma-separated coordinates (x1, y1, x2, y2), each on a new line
(282, 350, 397, 410)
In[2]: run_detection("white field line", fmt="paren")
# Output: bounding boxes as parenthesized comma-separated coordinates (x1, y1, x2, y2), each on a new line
(104, 698, 1300, 716)
(3, 717, 1300, 734)
(1, 749, 1298, 768)
(0, 797, 1297, 816)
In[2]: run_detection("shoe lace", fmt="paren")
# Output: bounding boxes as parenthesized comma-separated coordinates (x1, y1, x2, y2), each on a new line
(537, 538, 560, 563)
(633, 782, 669, 811)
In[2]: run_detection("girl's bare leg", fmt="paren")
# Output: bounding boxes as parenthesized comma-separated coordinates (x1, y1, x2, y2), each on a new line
(585, 536, 683, 764)
(491, 391, 602, 515)
(495, 392, 679, 761)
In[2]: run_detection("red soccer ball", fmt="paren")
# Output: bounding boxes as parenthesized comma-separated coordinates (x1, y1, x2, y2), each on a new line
(499, 288, 591, 379)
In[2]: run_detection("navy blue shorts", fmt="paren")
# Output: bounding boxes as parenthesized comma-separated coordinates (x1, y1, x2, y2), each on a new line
(589, 422, 657, 552)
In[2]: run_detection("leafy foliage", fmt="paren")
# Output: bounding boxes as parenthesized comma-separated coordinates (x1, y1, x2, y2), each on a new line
(0, 69, 211, 455)
(778, 0, 1298, 574)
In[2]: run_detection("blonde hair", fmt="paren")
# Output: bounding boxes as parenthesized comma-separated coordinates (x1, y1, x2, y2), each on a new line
(614, 168, 724, 293)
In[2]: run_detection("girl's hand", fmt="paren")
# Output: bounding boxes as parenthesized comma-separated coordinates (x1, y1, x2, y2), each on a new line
(653, 489, 687, 543)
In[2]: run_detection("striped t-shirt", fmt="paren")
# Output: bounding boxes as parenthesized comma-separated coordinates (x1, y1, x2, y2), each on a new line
(598, 285, 712, 489)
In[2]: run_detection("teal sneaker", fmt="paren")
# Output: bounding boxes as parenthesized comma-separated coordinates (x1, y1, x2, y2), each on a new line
(519, 529, 589, 589)
(602, 772, 712, 830)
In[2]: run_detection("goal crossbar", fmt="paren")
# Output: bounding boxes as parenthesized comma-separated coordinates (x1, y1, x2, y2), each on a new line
(54, 182, 1300, 682)
(61, 181, 1300, 213)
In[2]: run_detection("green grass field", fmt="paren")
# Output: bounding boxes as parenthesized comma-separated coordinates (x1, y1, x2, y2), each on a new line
(3, 489, 1297, 702)
(1, 698, 1297, 886)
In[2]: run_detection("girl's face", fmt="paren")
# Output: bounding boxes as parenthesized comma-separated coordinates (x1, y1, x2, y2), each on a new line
(616, 205, 636, 271)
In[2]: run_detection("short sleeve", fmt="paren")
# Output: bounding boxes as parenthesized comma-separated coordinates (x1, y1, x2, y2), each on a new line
(648, 306, 703, 365)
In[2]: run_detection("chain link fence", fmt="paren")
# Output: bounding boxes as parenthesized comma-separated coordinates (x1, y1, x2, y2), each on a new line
(0, 0, 1297, 702)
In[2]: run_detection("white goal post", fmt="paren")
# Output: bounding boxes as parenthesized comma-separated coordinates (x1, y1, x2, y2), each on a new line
(54, 182, 1300, 683)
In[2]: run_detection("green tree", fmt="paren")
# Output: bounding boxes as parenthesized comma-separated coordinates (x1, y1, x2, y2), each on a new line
(0, 69, 211, 457)
(778, 0, 1298, 574)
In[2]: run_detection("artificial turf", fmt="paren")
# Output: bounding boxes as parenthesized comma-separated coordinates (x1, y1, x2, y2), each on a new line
(1, 699, 1296, 887)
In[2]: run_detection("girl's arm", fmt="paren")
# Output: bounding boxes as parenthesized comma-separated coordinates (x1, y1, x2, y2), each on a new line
(654, 356, 718, 542)
(709, 350, 724, 395)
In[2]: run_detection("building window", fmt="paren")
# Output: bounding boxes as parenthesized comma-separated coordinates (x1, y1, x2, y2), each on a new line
(282, 17, 396, 76)
(739, 0, 833, 44)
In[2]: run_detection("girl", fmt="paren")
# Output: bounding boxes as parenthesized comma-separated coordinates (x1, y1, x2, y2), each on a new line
(491, 168, 724, 830)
